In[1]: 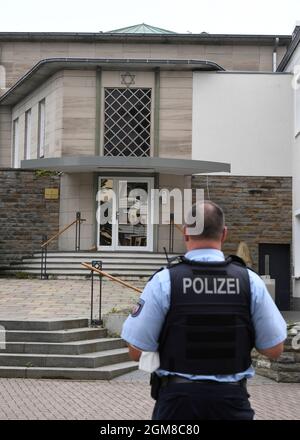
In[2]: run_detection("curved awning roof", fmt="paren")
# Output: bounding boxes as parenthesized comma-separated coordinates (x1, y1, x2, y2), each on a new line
(0, 57, 225, 106)
(21, 156, 230, 175)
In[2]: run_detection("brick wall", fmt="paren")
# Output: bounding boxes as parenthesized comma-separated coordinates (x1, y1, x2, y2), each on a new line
(192, 175, 292, 271)
(0, 169, 60, 264)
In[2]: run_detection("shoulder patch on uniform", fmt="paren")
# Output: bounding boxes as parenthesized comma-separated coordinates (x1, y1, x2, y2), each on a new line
(131, 299, 145, 318)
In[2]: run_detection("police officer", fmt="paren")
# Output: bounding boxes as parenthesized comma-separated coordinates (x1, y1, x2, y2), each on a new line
(121, 201, 287, 420)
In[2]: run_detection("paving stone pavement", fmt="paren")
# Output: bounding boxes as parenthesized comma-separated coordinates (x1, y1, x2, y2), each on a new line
(0, 278, 299, 420)
(0, 278, 145, 320)
(0, 372, 299, 420)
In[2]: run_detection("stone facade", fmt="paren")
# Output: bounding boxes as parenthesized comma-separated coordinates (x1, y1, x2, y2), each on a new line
(0, 37, 288, 90)
(252, 323, 300, 382)
(192, 175, 292, 271)
(0, 169, 60, 265)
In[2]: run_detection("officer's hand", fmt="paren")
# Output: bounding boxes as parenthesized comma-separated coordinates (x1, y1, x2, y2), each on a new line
(127, 344, 142, 361)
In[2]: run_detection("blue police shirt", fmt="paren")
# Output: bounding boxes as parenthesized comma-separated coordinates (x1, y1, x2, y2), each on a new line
(121, 248, 287, 382)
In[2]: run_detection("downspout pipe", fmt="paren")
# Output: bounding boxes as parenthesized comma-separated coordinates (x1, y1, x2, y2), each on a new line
(273, 37, 280, 72)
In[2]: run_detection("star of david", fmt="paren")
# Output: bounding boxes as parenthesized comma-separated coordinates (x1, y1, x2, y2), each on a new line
(121, 72, 136, 87)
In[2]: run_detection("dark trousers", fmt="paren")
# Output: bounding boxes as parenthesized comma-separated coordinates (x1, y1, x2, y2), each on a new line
(152, 382, 255, 421)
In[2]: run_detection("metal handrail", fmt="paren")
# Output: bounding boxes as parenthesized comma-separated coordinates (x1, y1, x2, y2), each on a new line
(82, 262, 142, 328)
(175, 224, 184, 234)
(41, 217, 86, 249)
(81, 262, 143, 293)
(40, 212, 86, 280)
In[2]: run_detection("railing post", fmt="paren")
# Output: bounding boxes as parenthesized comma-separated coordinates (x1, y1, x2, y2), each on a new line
(40, 242, 44, 281)
(75, 211, 81, 252)
(90, 260, 103, 327)
(90, 262, 94, 324)
(45, 244, 48, 279)
(98, 261, 103, 325)
(40, 234, 48, 280)
(169, 213, 174, 254)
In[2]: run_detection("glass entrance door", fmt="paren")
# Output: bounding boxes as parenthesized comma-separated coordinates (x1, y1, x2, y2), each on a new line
(97, 177, 153, 251)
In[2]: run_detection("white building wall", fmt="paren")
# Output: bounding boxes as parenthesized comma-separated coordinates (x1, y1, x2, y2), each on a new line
(284, 42, 300, 301)
(192, 72, 293, 177)
(293, 135, 300, 299)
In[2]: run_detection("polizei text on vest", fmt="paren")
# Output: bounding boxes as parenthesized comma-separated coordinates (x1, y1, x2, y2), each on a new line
(183, 277, 240, 295)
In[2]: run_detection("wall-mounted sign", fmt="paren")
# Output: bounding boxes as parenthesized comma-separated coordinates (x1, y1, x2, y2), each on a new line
(45, 188, 59, 200)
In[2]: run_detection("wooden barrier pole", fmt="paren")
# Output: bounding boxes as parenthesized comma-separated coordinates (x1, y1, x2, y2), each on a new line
(81, 262, 143, 294)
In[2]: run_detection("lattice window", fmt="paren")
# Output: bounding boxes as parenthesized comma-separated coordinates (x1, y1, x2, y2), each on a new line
(104, 88, 152, 157)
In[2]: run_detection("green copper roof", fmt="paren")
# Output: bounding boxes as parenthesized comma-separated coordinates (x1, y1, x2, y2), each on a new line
(106, 23, 177, 34)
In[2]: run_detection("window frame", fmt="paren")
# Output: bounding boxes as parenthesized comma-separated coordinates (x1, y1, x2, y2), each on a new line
(24, 109, 32, 160)
(38, 99, 46, 158)
(12, 118, 19, 168)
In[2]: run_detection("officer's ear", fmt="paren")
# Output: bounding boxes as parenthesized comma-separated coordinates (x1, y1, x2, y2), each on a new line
(221, 226, 228, 243)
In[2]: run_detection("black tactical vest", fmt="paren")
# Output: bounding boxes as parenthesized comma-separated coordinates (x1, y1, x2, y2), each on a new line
(159, 256, 255, 375)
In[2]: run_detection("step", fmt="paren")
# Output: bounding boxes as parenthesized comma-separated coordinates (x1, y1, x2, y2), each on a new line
(3, 269, 154, 276)
(11, 263, 165, 269)
(33, 252, 168, 258)
(5, 266, 156, 272)
(0, 361, 138, 380)
(0, 348, 130, 368)
(3, 251, 177, 279)
(19, 258, 167, 265)
(5, 327, 107, 343)
(1, 338, 126, 355)
(0, 318, 88, 331)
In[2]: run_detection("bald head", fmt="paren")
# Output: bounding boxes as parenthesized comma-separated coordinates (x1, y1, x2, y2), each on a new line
(186, 201, 225, 241)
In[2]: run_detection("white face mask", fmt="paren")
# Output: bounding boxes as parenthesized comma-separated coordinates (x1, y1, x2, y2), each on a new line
(139, 352, 160, 373)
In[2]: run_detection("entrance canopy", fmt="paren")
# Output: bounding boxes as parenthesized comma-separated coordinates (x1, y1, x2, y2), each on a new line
(21, 156, 230, 175)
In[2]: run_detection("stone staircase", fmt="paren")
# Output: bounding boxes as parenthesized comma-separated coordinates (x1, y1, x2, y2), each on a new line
(1, 251, 172, 279)
(0, 318, 138, 379)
